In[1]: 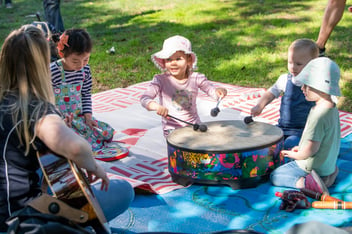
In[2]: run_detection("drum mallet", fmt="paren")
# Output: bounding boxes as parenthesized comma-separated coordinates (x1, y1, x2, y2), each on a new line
(210, 97, 222, 117)
(167, 115, 208, 132)
(244, 116, 254, 124)
(300, 188, 342, 202)
(312, 201, 352, 209)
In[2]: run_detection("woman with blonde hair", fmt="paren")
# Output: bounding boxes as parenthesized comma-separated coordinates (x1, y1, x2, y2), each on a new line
(0, 25, 134, 232)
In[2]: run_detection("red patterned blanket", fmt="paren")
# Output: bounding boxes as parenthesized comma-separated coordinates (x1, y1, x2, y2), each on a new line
(92, 81, 352, 194)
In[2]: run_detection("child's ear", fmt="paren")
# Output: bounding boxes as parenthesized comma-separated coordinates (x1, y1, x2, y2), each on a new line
(187, 55, 193, 66)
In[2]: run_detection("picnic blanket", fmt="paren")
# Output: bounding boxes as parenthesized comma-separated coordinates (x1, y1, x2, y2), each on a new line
(91, 82, 352, 233)
(110, 133, 352, 233)
(93, 81, 352, 195)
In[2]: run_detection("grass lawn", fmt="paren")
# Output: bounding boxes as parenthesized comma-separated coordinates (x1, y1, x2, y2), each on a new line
(1, 0, 351, 111)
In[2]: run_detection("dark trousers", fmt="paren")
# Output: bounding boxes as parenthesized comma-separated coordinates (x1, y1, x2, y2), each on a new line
(43, 0, 65, 33)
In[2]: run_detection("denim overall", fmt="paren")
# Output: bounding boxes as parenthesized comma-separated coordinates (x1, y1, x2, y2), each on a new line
(53, 60, 128, 161)
(278, 74, 315, 149)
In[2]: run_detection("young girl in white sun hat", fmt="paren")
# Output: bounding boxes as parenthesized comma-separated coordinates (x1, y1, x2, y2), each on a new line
(140, 35, 227, 137)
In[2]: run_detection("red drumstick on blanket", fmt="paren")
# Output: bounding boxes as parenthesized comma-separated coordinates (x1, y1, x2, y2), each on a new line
(312, 201, 352, 209)
(300, 188, 342, 202)
(167, 114, 208, 132)
(275, 192, 285, 198)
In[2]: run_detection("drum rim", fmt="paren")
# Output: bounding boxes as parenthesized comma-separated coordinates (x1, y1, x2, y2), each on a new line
(167, 135, 284, 154)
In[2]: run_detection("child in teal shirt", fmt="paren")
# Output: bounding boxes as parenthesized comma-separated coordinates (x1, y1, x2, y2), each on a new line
(270, 57, 341, 195)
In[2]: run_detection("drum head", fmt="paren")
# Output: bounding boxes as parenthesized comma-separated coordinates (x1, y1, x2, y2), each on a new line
(167, 120, 283, 153)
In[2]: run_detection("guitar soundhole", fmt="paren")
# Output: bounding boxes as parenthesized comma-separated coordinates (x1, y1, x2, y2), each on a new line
(40, 154, 90, 209)
(38, 152, 109, 233)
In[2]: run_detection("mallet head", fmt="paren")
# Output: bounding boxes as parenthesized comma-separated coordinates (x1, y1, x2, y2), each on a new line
(244, 116, 254, 124)
(199, 124, 208, 132)
(210, 107, 220, 117)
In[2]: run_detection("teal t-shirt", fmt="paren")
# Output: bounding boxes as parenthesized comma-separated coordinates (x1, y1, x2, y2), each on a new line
(296, 105, 340, 176)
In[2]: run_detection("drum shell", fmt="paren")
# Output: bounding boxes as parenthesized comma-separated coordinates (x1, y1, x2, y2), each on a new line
(166, 120, 285, 189)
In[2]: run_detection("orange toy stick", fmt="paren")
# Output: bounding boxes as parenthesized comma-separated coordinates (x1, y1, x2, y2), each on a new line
(300, 188, 342, 201)
(312, 201, 352, 209)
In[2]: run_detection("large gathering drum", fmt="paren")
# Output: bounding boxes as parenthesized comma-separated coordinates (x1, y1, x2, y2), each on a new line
(166, 120, 285, 189)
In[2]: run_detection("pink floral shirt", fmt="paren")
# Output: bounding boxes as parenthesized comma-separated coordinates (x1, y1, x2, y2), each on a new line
(140, 72, 218, 136)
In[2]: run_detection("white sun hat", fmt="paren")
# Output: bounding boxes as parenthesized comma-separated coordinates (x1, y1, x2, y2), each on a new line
(295, 57, 341, 96)
(151, 35, 198, 71)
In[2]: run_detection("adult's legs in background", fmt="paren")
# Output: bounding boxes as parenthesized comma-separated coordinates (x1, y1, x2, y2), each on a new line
(43, 0, 65, 33)
(316, 0, 346, 55)
(4, 0, 12, 8)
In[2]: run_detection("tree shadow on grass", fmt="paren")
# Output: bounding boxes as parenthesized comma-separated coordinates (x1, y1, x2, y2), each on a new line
(61, 0, 352, 111)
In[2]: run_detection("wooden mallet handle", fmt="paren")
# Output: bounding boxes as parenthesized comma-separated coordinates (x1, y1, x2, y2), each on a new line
(312, 201, 352, 209)
(300, 188, 342, 201)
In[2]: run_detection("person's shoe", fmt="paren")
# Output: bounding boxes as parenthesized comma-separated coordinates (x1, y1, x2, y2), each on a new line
(319, 47, 326, 57)
(6, 3, 12, 8)
(305, 170, 329, 195)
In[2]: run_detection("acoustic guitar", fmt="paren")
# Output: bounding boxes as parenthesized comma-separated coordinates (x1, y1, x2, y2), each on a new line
(37, 151, 111, 234)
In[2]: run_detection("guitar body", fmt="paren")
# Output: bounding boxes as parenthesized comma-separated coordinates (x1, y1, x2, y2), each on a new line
(37, 152, 111, 234)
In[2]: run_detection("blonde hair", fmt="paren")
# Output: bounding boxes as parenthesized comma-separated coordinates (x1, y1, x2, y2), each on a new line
(0, 25, 55, 155)
(289, 38, 319, 58)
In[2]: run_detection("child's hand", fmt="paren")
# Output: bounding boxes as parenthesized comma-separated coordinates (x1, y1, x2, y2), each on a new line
(156, 105, 169, 117)
(146, 101, 168, 117)
(216, 88, 227, 99)
(281, 147, 299, 159)
(64, 113, 74, 127)
(281, 150, 292, 158)
(87, 162, 110, 191)
(291, 146, 299, 152)
(251, 105, 263, 117)
(84, 113, 98, 129)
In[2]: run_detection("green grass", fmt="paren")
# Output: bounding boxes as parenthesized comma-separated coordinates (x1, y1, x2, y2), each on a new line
(1, 0, 352, 111)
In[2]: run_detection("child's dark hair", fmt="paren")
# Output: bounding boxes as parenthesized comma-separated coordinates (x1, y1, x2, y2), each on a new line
(57, 28, 92, 58)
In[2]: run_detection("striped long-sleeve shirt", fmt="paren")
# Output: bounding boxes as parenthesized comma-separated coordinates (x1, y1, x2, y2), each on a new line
(50, 61, 93, 114)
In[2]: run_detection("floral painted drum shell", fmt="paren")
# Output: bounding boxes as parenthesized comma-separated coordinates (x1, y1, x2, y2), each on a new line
(166, 120, 285, 189)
